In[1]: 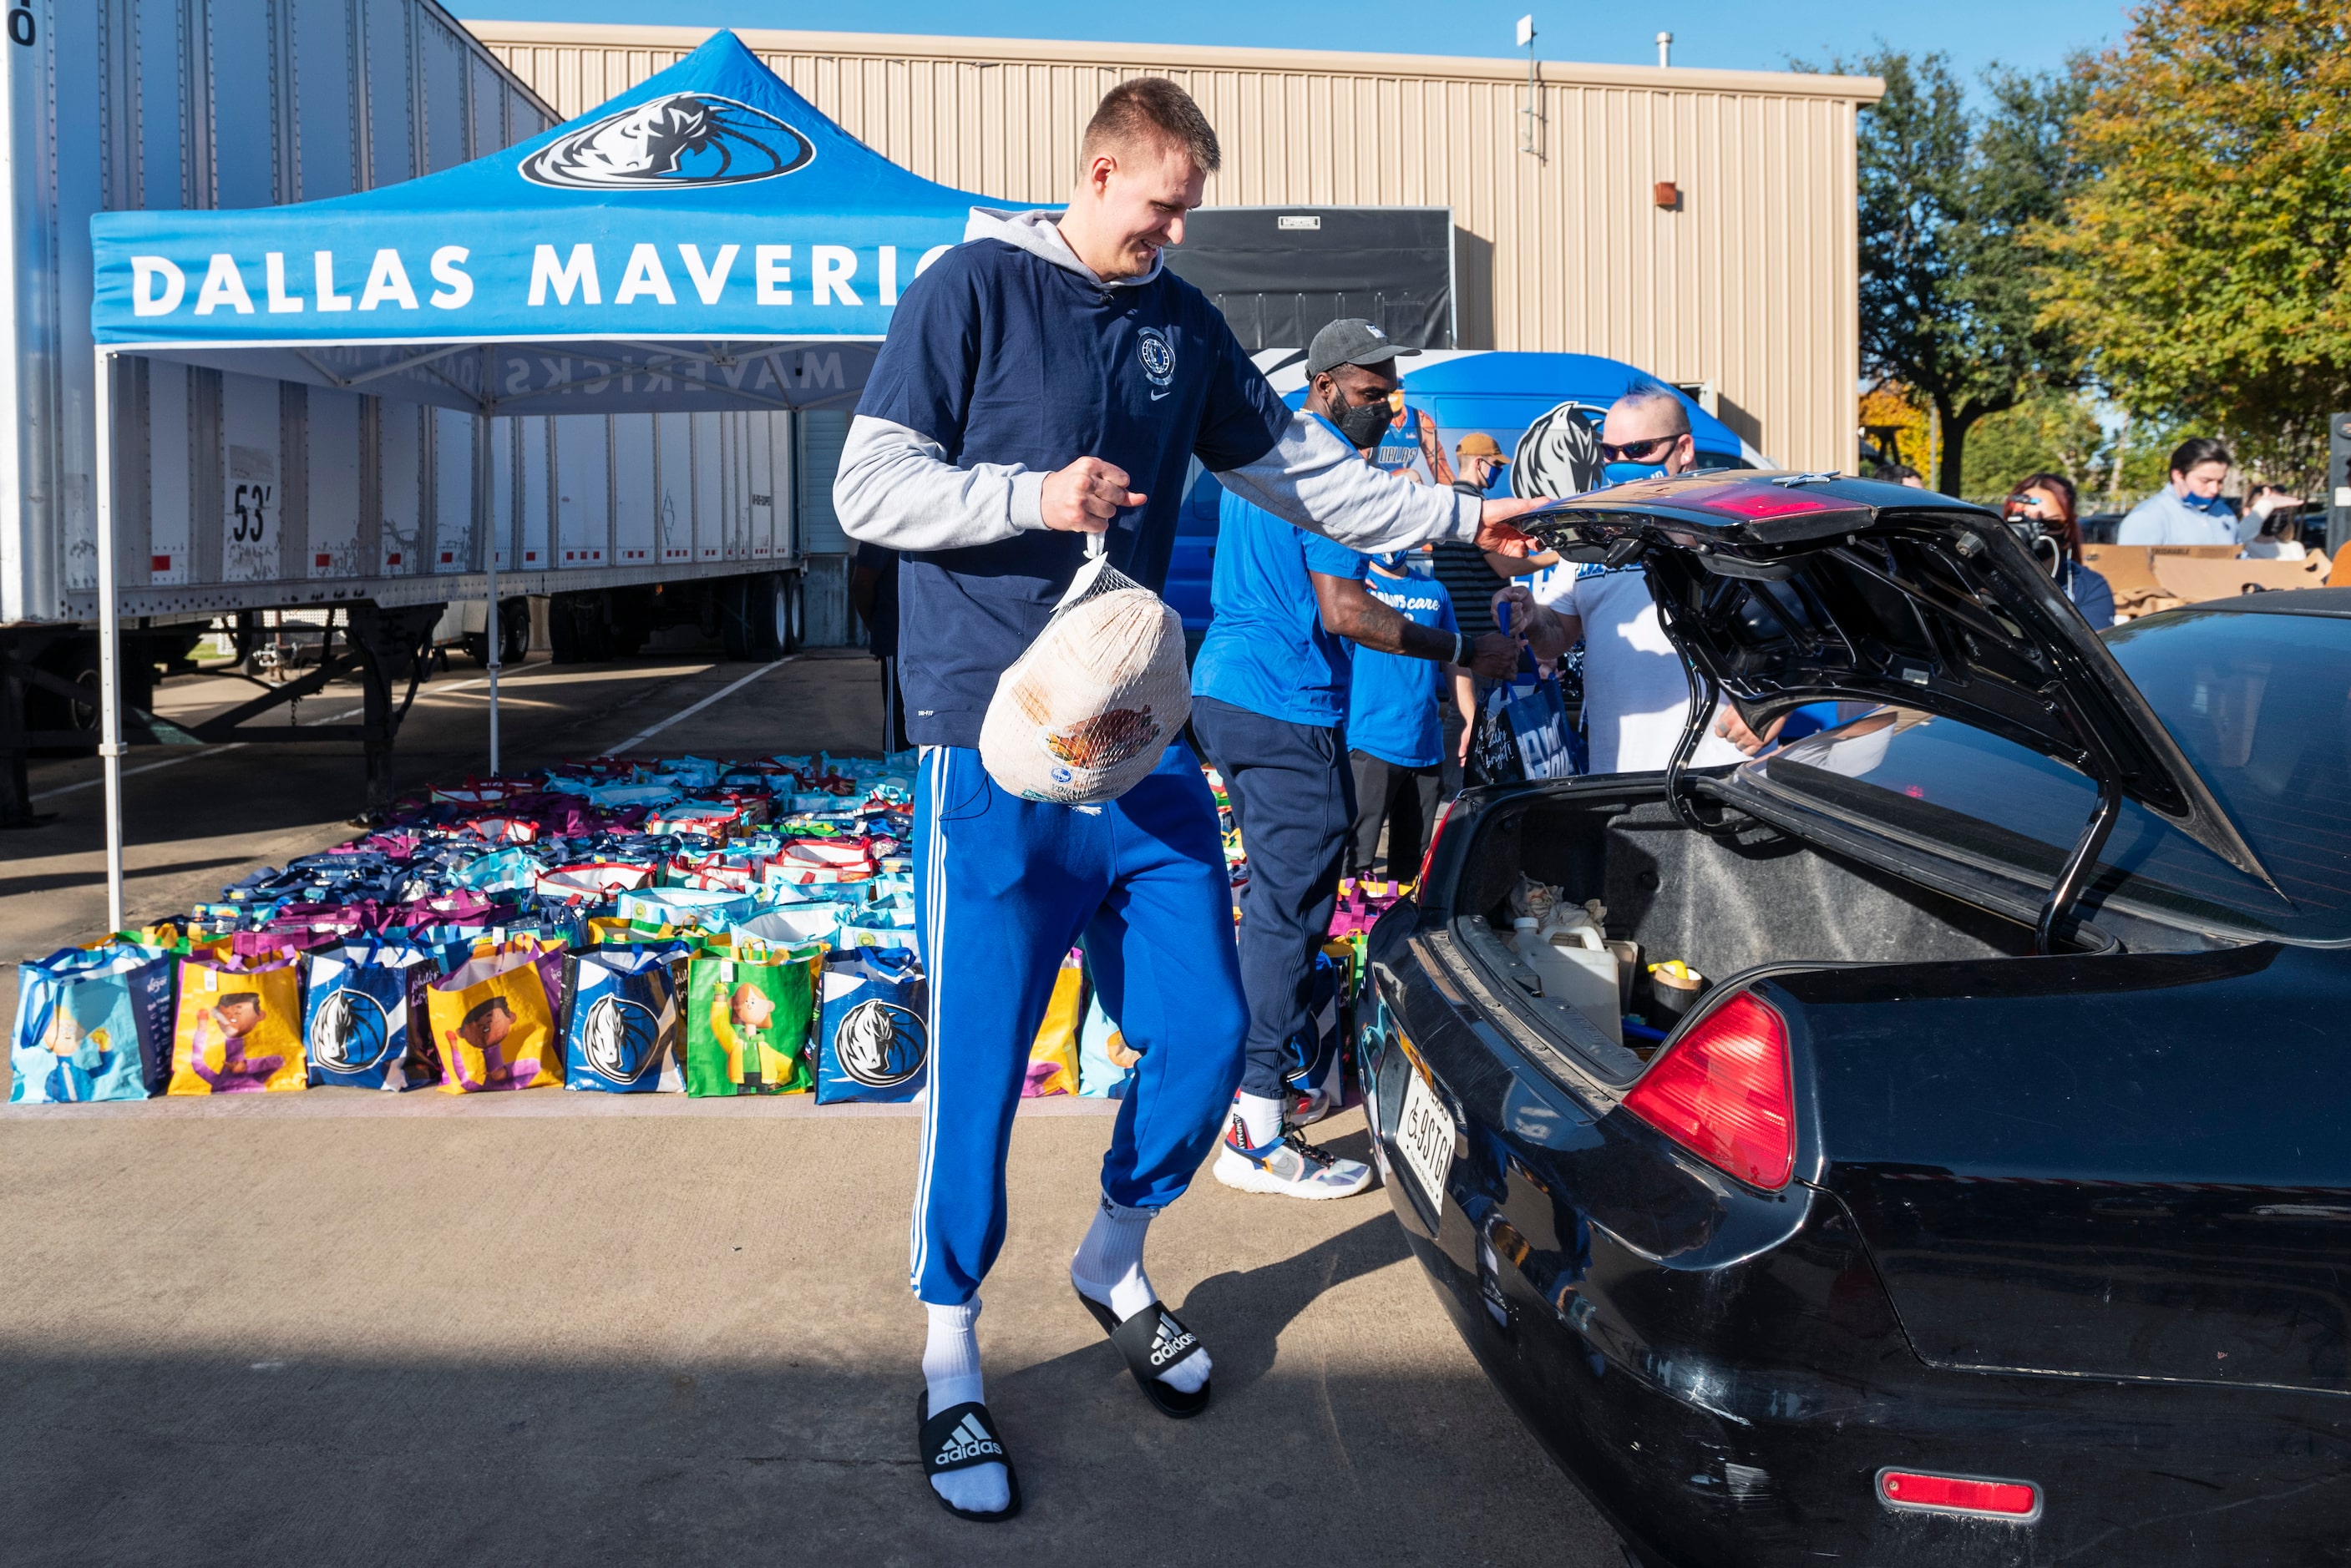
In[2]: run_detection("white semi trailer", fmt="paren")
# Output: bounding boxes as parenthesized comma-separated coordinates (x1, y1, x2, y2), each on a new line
(0, 0, 808, 823)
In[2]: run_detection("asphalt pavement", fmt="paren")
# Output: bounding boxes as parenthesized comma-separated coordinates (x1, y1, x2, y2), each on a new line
(0, 643, 1619, 1566)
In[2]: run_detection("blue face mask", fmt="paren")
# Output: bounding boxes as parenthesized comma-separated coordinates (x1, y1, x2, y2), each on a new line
(2181, 488, 2232, 516)
(1603, 462, 1670, 488)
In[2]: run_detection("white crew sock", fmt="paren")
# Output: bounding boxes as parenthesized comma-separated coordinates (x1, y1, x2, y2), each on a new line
(1071, 1196, 1158, 1319)
(1234, 1092, 1285, 1151)
(1071, 1196, 1211, 1395)
(922, 1299, 1008, 1514)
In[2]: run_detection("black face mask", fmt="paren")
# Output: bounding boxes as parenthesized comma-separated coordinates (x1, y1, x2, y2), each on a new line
(1329, 392, 1392, 451)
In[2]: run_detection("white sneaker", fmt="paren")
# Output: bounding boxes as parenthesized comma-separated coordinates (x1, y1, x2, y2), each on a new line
(1214, 1125, 1375, 1200)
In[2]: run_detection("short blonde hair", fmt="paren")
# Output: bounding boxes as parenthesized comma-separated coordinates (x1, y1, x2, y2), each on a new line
(1082, 78, 1222, 175)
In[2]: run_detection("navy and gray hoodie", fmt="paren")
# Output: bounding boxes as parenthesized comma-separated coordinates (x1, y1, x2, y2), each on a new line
(834, 207, 1483, 750)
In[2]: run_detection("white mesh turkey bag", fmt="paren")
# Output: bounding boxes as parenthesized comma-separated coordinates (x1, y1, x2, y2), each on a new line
(979, 539, 1189, 804)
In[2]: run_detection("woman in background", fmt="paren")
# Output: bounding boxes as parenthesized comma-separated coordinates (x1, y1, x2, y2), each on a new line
(2006, 472, 2117, 629)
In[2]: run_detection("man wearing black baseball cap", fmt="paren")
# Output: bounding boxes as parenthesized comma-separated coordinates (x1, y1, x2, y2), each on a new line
(1193, 319, 1522, 1197)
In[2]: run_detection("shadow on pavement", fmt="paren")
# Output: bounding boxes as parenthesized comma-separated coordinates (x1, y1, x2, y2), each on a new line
(0, 1212, 1613, 1568)
(0, 854, 256, 900)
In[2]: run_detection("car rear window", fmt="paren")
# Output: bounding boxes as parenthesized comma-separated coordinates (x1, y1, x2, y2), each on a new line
(1747, 607, 2351, 943)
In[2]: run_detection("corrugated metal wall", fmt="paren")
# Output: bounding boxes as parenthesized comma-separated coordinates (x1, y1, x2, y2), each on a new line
(464, 23, 1877, 472)
(11, 0, 567, 625)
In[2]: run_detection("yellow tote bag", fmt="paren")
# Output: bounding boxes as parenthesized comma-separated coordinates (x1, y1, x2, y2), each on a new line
(426, 946, 563, 1093)
(1023, 950, 1084, 1099)
(168, 957, 307, 1094)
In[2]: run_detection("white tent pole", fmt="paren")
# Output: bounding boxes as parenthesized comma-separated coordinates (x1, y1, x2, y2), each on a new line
(477, 410, 499, 776)
(93, 346, 125, 933)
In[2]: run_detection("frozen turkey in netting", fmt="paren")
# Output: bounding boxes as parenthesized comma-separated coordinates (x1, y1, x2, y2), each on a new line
(979, 539, 1190, 804)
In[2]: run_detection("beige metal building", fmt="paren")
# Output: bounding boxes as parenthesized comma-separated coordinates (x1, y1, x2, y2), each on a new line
(467, 20, 1879, 473)
(466, 20, 1879, 643)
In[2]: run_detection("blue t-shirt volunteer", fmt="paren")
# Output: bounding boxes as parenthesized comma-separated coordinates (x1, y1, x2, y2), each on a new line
(852, 238, 1292, 748)
(1347, 570, 1457, 768)
(1192, 479, 1370, 726)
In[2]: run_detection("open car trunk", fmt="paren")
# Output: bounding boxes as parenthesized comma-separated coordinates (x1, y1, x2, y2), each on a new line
(1447, 782, 2208, 1078)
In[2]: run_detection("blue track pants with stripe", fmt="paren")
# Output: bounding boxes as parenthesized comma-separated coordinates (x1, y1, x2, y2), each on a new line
(910, 741, 1248, 1307)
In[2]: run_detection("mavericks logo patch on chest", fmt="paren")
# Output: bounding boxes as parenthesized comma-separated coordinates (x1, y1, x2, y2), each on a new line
(1136, 326, 1177, 392)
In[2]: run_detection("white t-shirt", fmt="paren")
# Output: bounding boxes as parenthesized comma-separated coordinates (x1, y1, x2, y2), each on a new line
(1530, 563, 1748, 775)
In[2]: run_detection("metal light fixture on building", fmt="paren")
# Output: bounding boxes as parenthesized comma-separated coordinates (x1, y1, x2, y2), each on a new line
(1518, 16, 1543, 159)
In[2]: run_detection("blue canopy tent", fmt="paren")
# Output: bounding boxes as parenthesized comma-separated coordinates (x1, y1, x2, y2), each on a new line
(84, 31, 1012, 927)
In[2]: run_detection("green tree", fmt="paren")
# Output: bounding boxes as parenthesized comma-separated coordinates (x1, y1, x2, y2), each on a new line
(2039, 0, 2351, 490)
(1958, 389, 2110, 500)
(1826, 50, 2088, 493)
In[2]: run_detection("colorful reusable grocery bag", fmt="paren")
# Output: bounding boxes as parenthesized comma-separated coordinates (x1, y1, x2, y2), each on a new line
(169, 953, 307, 1094)
(583, 782, 679, 811)
(683, 949, 815, 1096)
(1023, 950, 1084, 1099)
(836, 900, 915, 951)
(450, 847, 544, 893)
(425, 945, 563, 1093)
(585, 913, 687, 952)
(768, 840, 876, 885)
(733, 904, 844, 952)
(303, 943, 441, 1090)
(814, 948, 928, 1105)
(1328, 878, 1408, 939)
(617, 886, 759, 932)
(1077, 984, 1139, 1100)
(537, 861, 654, 900)
(10, 942, 175, 1102)
(565, 948, 683, 1093)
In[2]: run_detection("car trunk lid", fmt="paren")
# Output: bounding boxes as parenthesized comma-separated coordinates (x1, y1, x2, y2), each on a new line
(1521, 473, 2275, 940)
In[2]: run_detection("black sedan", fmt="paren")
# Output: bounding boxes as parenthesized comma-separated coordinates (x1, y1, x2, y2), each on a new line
(1356, 471, 2351, 1565)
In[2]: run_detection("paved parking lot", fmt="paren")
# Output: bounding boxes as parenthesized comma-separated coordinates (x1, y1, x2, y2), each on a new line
(0, 648, 1619, 1566)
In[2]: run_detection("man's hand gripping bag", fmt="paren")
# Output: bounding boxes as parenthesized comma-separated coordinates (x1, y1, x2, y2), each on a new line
(979, 537, 1188, 803)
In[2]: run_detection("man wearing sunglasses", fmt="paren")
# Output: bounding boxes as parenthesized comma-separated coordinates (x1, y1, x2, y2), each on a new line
(1514, 387, 1749, 773)
(1594, 397, 1695, 483)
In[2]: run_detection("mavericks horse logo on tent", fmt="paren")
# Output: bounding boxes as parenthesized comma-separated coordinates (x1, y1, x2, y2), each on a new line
(522, 94, 814, 190)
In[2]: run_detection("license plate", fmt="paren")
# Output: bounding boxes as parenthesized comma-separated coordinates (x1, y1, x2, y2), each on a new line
(1395, 1067, 1453, 1219)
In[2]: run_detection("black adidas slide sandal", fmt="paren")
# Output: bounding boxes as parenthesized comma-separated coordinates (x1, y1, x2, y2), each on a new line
(916, 1390, 1022, 1523)
(1074, 1287, 1213, 1419)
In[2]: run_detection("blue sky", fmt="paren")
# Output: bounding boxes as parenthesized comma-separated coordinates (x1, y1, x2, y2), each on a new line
(467, 0, 2136, 84)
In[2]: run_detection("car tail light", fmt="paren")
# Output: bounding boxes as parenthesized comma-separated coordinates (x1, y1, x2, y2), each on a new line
(1877, 1469, 2040, 1522)
(1621, 991, 1793, 1188)
(1416, 795, 1458, 893)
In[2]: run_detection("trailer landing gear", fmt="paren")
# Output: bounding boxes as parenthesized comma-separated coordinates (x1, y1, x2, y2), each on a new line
(351, 604, 447, 827)
(0, 604, 448, 831)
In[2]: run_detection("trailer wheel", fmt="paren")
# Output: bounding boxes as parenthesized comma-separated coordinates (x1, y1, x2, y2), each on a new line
(548, 594, 583, 665)
(500, 599, 531, 665)
(720, 576, 755, 661)
(578, 597, 616, 663)
(611, 588, 652, 658)
(464, 634, 492, 668)
(744, 574, 788, 660)
(782, 573, 805, 653)
(61, 661, 99, 732)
